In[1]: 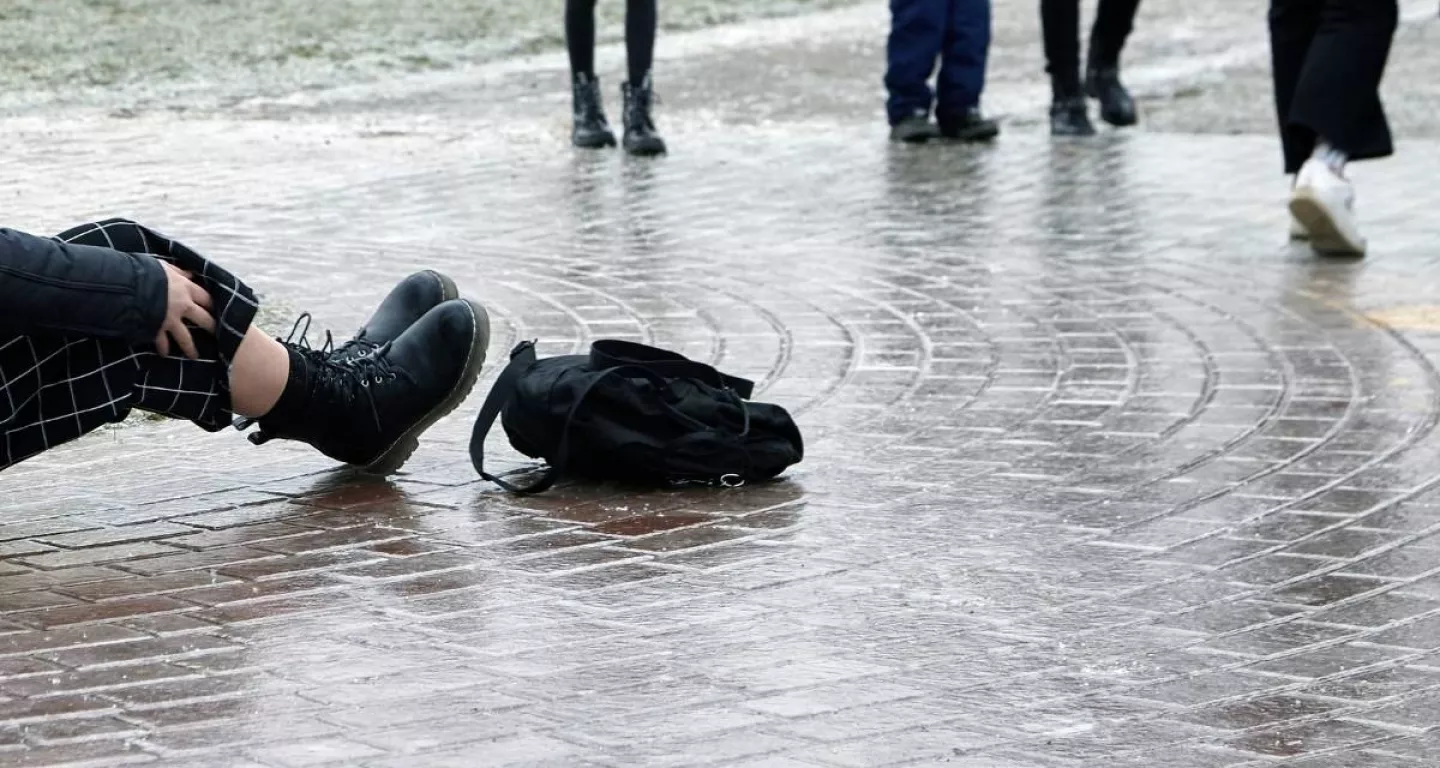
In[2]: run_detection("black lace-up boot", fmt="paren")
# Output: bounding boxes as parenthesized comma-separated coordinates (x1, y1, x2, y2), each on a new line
(572, 73, 617, 149)
(330, 270, 457, 363)
(621, 75, 667, 156)
(1050, 70, 1097, 137)
(1050, 96, 1096, 136)
(1085, 57, 1138, 127)
(250, 299, 490, 475)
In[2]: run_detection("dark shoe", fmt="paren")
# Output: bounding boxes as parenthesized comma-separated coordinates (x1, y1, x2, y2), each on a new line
(621, 75, 667, 156)
(889, 114, 938, 143)
(331, 270, 458, 363)
(938, 107, 999, 142)
(253, 299, 491, 475)
(1050, 97, 1096, 137)
(1085, 66, 1138, 127)
(571, 73, 617, 149)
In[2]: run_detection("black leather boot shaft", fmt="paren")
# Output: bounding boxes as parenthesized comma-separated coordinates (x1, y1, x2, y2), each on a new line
(572, 73, 617, 149)
(622, 76, 667, 156)
(1085, 66, 1138, 127)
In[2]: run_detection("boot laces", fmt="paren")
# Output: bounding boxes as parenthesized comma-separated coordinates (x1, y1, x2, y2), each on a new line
(626, 81, 660, 130)
(244, 313, 401, 443)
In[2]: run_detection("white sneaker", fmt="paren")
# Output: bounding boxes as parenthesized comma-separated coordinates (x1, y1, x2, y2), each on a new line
(1289, 214, 1310, 241)
(1289, 158, 1366, 255)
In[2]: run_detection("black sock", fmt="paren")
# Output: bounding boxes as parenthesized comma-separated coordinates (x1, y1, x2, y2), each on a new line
(625, 0, 657, 85)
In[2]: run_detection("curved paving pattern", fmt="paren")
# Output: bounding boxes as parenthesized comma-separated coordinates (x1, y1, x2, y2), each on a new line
(4, 10, 1440, 768)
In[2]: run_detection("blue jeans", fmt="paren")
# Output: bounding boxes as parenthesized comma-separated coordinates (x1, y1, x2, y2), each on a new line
(885, 0, 992, 125)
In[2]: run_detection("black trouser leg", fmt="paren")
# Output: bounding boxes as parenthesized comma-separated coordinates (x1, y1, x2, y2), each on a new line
(1089, 0, 1141, 67)
(1040, 0, 1082, 94)
(0, 220, 260, 471)
(1270, 0, 1398, 174)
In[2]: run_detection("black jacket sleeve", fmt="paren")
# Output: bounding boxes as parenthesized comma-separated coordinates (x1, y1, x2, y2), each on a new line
(0, 227, 168, 346)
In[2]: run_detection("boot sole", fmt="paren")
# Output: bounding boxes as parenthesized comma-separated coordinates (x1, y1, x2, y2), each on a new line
(941, 125, 1000, 142)
(1099, 110, 1138, 127)
(1289, 191, 1366, 256)
(361, 298, 492, 476)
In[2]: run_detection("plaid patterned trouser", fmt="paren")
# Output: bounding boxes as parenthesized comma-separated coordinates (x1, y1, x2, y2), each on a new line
(0, 219, 259, 471)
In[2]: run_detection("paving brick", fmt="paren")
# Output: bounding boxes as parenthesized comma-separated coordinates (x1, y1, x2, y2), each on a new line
(9, 596, 196, 630)
(116, 546, 281, 576)
(37, 523, 197, 549)
(17, 543, 182, 570)
(251, 527, 413, 556)
(54, 571, 238, 603)
(40, 634, 240, 669)
(0, 625, 148, 658)
(0, 662, 196, 698)
(246, 738, 387, 767)
(0, 739, 154, 766)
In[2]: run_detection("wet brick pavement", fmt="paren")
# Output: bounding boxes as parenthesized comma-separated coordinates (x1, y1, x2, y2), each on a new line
(4, 5, 1440, 768)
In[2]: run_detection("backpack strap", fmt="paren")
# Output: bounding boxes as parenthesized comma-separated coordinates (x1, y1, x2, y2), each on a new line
(469, 341, 557, 494)
(590, 339, 755, 399)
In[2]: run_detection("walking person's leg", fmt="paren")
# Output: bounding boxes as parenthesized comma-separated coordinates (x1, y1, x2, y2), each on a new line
(567, 0, 617, 149)
(621, 0, 667, 156)
(1041, 0, 1093, 135)
(1086, 0, 1142, 126)
(886, 0, 947, 142)
(935, 0, 999, 141)
(1269, 0, 1323, 241)
(1278, 0, 1398, 255)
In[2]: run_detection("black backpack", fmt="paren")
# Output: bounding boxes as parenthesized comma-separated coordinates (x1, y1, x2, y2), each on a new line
(469, 339, 804, 493)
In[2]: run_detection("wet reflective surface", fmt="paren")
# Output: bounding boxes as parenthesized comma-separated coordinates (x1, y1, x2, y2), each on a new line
(4, 10, 1440, 768)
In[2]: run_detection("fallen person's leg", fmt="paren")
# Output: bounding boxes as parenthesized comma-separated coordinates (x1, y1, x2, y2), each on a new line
(0, 219, 487, 473)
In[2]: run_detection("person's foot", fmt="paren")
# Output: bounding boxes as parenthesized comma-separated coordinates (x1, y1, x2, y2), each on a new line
(253, 299, 491, 474)
(331, 270, 458, 363)
(571, 73, 617, 149)
(621, 76, 667, 156)
(1085, 66, 1138, 127)
(1289, 158, 1366, 256)
(937, 107, 1000, 142)
(890, 114, 939, 143)
(1050, 97, 1096, 136)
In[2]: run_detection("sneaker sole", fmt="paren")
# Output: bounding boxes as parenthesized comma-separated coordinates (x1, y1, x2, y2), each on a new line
(361, 298, 492, 476)
(1289, 191, 1366, 256)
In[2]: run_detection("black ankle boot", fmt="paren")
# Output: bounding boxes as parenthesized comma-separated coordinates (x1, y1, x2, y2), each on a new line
(572, 73, 616, 149)
(937, 106, 1000, 142)
(251, 299, 491, 475)
(331, 270, 457, 363)
(1050, 91, 1096, 137)
(622, 75, 667, 156)
(1085, 65, 1138, 127)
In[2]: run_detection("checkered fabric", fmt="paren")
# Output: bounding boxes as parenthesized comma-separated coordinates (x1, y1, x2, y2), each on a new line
(0, 219, 259, 471)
